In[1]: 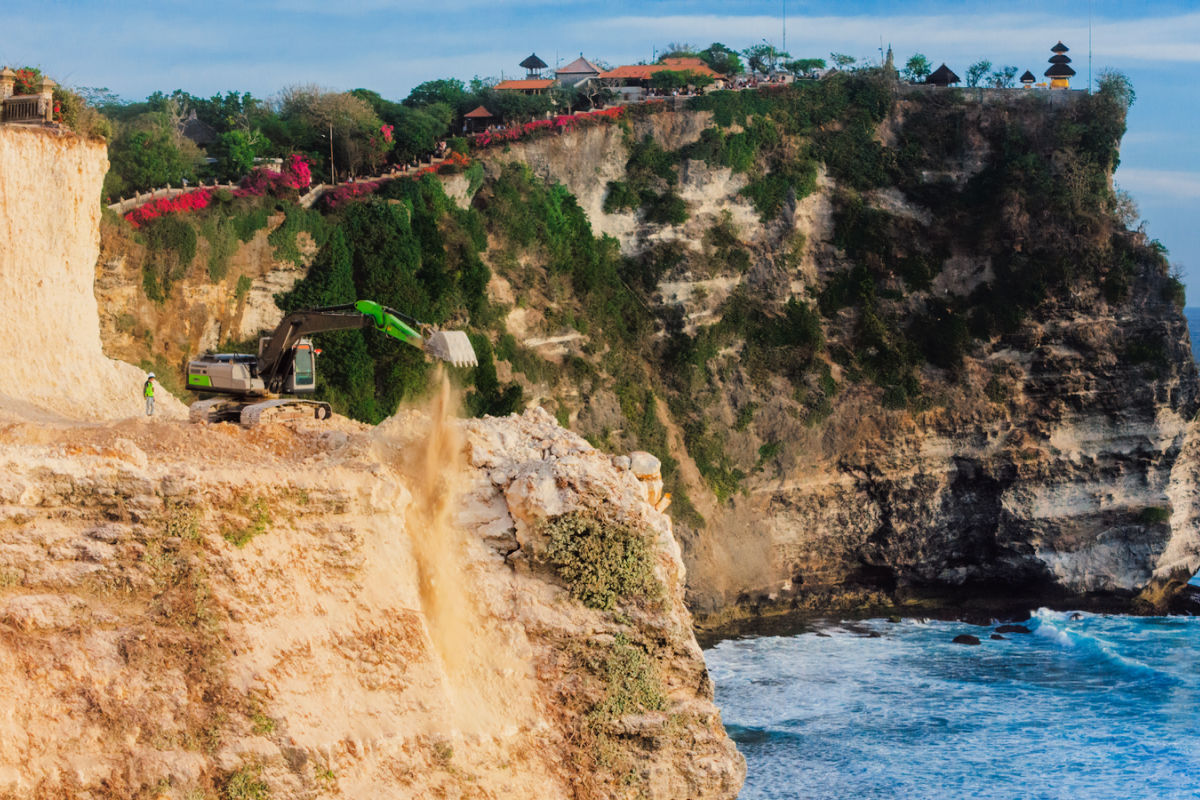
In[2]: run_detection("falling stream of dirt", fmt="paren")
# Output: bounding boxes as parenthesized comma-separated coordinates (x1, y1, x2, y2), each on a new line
(381, 367, 532, 736)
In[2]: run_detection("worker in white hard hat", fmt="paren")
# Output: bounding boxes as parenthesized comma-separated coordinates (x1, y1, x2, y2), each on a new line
(144, 373, 157, 417)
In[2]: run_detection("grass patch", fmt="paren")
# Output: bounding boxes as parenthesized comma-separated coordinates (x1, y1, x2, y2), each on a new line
(540, 512, 661, 610)
(250, 711, 276, 736)
(140, 215, 198, 301)
(219, 763, 270, 800)
(268, 203, 328, 266)
(200, 215, 238, 282)
(591, 633, 666, 720)
(235, 274, 253, 301)
(1139, 506, 1170, 525)
(222, 498, 271, 548)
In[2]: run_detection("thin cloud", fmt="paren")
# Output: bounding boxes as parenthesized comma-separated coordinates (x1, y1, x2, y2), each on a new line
(1117, 169, 1200, 200)
(584, 10, 1200, 65)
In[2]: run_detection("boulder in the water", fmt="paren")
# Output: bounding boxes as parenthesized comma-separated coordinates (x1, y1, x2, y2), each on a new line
(952, 634, 981, 646)
(995, 624, 1032, 634)
(990, 634, 1007, 640)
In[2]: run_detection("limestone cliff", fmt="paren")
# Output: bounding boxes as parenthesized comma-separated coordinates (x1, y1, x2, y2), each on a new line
(0, 405, 742, 798)
(91, 79, 1200, 625)
(0, 127, 184, 421)
(468, 84, 1200, 623)
(0, 124, 743, 798)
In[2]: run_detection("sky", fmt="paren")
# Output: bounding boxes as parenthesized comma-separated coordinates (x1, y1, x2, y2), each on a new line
(4, 0, 1197, 288)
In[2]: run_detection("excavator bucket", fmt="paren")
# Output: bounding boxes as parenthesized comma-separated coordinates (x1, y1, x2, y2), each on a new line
(424, 330, 478, 367)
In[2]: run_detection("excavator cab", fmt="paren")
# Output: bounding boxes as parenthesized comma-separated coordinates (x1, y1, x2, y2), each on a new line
(288, 341, 316, 393)
(267, 338, 317, 394)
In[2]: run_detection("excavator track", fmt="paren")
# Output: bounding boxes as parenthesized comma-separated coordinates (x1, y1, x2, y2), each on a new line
(189, 398, 237, 424)
(189, 398, 332, 426)
(239, 399, 333, 427)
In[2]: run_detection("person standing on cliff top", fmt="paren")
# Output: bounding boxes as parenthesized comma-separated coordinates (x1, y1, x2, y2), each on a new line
(143, 373, 156, 417)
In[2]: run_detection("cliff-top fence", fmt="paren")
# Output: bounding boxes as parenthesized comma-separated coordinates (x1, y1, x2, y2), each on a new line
(899, 83, 1087, 105)
(108, 155, 456, 216)
(0, 69, 55, 124)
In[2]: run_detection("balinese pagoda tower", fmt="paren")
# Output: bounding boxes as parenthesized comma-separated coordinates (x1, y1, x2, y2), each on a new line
(1045, 42, 1075, 89)
(520, 53, 549, 79)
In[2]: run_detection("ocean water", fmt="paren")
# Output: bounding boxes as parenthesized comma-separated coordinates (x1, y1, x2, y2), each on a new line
(707, 610, 1200, 799)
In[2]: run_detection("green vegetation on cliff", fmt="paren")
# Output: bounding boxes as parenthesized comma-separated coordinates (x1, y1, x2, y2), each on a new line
(113, 71, 1179, 538)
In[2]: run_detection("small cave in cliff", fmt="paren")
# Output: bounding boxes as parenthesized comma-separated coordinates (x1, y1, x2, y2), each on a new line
(847, 562, 899, 593)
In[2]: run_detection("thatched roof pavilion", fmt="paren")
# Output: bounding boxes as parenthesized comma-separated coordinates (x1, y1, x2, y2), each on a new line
(520, 53, 549, 78)
(926, 64, 960, 87)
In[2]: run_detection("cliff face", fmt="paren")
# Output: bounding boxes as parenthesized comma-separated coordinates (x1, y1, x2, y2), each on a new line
(0, 128, 742, 798)
(0, 403, 742, 798)
(90, 81, 1200, 623)
(468, 88, 1200, 622)
(0, 127, 183, 421)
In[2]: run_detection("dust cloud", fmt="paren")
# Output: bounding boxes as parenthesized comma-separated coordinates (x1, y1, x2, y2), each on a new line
(376, 368, 533, 736)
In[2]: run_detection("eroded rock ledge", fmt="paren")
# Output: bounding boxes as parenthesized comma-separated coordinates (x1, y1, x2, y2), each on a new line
(0, 408, 744, 798)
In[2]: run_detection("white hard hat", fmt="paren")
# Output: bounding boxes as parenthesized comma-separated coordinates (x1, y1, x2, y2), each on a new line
(148, 373, 155, 378)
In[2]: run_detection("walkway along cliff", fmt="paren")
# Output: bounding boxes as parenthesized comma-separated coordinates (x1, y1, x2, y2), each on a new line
(92, 74, 1200, 630)
(0, 123, 743, 798)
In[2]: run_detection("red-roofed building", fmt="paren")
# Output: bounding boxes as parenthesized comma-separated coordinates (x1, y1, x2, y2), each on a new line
(598, 57, 722, 100)
(463, 105, 495, 132)
(659, 57, 719, 77)
(556, 55, 603, 87)
(494, 78, 556, 95)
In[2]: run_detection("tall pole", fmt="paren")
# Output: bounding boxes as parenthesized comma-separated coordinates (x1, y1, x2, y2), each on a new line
(1088, 0, 1093, 93)
(782, 0, 786, 55)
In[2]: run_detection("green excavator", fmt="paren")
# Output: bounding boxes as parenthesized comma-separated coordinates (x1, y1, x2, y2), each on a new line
(186, 300, 477, 425)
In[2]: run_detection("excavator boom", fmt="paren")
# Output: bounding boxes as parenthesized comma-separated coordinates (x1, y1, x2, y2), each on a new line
(186, 299, 477, 424)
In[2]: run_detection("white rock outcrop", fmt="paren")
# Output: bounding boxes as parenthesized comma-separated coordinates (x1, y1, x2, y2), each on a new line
(0, 126, 183, 421)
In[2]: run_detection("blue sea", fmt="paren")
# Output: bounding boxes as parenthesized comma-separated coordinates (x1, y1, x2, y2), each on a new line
(707, 610, 1200, 799)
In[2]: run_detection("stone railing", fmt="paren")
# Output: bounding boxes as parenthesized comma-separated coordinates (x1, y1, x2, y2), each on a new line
(111, 155, 453, 216)
(0, 69, 55, 124)
(107, 181, 240, 214)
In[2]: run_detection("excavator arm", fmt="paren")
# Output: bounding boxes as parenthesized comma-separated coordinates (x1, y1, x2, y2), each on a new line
(256, 300, 476, 393)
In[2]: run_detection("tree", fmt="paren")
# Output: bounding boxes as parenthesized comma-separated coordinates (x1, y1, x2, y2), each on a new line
(650, 70, 714, 93)
(830, 52, 857, 69)
(902, 54, 931, 83)
(743, 44, 790, 76)
(468, 75, 497, 94)
(989, 66, 1019, 88)
(209, 129, 263, 181)
(76, 86, 122, 110)
(579, 78, 616, 110)
(1111, 187, 1140, 228)
(1097, 69, 1136, 109)
(783, 58, 826, 78)
(388, 105, 447, 161)
(699, 42, 744, 76)
(105, 117, 199, 197)
(403, 78, 467, 109)
(278, 86, 388, 179)
(659, 42, 697, 58)
(965, 59, 992, 87)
